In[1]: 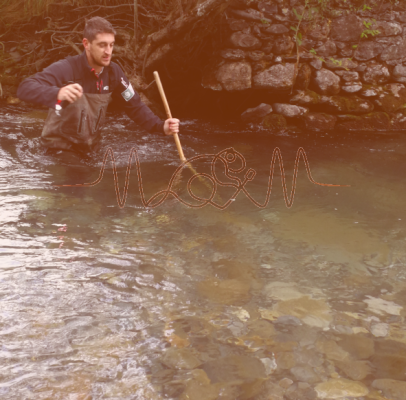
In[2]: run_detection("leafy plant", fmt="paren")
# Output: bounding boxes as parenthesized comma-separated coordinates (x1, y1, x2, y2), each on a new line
(361, 20, 381, 38)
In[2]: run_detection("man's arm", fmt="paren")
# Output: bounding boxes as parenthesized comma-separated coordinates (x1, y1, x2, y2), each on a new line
(17, 59, 73, 109)
(111, 64, 166, 134)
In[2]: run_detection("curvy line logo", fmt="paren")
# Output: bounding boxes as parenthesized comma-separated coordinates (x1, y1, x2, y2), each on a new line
(54, 147, 350, 209)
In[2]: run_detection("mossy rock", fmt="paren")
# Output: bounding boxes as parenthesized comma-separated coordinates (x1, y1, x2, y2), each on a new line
(302, 112, 337, 131)
(336, 112, 391, 132)
(290, 89, 320, 106)
(262, 114, 287, 132)
(322, 95, 374, 114)
(374, 85, 406, 113)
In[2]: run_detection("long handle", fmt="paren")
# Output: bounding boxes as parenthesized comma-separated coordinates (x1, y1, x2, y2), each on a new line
(153, 71, 186, 161)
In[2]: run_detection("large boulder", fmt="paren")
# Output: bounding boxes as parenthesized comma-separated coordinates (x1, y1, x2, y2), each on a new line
(354, 42, 384, 61)
(202, 61, 252, 91)
(221, 49, 246, 61)
(272, 103, 309, 118)
(263, 24, 289, 35)
(341, 84, 363, 94)
(262, 114, 288, 131)
(362, 64, 390, 85)
(374, 83, 406, 113)
(393, 65, 406, 83)
(273, 35, 294, 55)
(320, 95, 374, 114)
(336, 112, 391, 131)
(324, 58, 358, 70)
(303, 20, 330, 40)
(312, 69, 341, 95)
(253, 63, 296, 90)
(380, 38, 406, 61)
(315, 41, 337, 57)
(398, 12, 406, 23)
(330, 15, 363, 42)
(302, 113, 337, 131)
(371, 20, 402, 37)
(335, 71, 359, 83)
(228, 19, 250, 31)
(391, 109, 406, 130)
(230, 32, 262, 50)
(258, 2, 278, 18)
(241, 103, 273, 122)
(290, 89, 320, 106)
(295, 63, 312, 90)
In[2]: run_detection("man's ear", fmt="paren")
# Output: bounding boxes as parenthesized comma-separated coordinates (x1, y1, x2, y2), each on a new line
(82, 38, 89, 49)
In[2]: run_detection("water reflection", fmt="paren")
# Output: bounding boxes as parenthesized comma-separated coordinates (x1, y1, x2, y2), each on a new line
(0, 106, 405, 399)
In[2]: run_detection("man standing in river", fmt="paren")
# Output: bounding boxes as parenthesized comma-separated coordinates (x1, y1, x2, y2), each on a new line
(17, 16, 180, 154)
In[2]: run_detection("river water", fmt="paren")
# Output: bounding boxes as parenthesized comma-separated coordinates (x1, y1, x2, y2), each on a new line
(0, 105, 405, 399)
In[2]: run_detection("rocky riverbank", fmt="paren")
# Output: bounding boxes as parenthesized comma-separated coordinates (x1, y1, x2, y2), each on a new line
(202, 0, 406, 132)
(2, 0, 406, 132)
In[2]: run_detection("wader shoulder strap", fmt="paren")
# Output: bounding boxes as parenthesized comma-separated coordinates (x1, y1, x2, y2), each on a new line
(108, 62, 118, 94)
(66, 55, 117, 94)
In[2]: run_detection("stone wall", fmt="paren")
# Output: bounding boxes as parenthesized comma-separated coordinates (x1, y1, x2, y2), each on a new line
(202, 0, 406, 131)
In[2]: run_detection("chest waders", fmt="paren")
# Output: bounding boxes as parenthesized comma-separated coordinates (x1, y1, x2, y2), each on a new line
(41, 56, 116, 154)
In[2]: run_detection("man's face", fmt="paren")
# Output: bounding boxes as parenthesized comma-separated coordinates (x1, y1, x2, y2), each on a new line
(83, 33, 115, 68)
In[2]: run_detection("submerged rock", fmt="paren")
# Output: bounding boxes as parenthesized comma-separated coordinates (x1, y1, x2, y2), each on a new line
(335, 360, 372, 381)
(162, 348, 203, 370)
(197, 278, 251, 305)
(372, 379, 406, 400)
(315, 379, 369, 399)
(363, 295, 403, 316)
(290, 365, 320, 384)
(370, 322, 389, 337)
(275, 296, 332, 329)
(337, 335, 375, 360)
(202, 355, 266, 383)
(316, 340, 350, 362)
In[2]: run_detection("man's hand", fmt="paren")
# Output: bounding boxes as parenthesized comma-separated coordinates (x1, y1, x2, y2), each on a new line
(164, 118, 180, 136)
(57, 83, 83, 103)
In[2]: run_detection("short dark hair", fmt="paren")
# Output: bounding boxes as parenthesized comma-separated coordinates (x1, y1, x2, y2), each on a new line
(84, 17, 116, 42)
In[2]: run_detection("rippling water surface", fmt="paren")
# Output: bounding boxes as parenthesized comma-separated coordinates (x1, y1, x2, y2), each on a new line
(0, 105, 406, 399)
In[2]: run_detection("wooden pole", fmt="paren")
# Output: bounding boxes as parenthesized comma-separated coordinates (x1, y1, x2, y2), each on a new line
(153, 71, 186, 162)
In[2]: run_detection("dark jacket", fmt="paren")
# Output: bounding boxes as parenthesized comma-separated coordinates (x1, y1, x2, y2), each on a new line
(17, 51, 165, 134)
